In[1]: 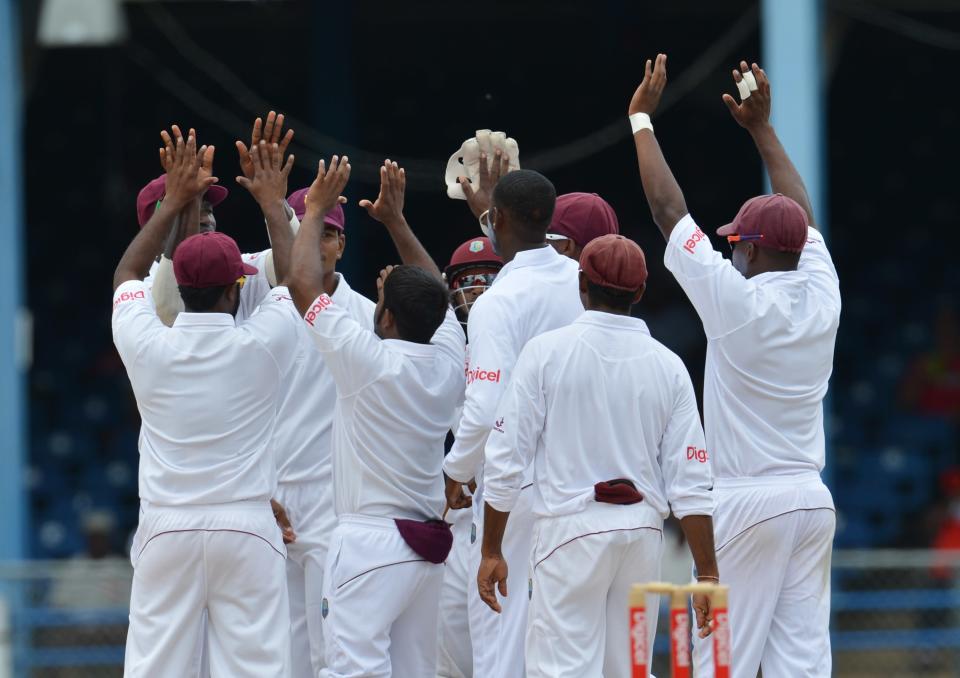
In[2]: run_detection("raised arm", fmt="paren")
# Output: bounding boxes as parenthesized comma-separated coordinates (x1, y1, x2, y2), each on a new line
(360, 160, 442, 280)
(629, 53, 688, 240)
(723, 60, 816, 228)
(236, 141, 296, 282)
(288, 155, 351, 315)
(114, 127, 217, 291)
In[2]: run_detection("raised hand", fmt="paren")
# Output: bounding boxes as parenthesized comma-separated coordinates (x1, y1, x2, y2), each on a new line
(235, 141, 295, 207)
(628, 53, 668, 116)
(722, 61, 771, 131)
(304, 155, 351, 219)
(359, 160, 407, 228)
(236, 111, 295, 181)
(158, 125, 218, 210)
(459, 149, 510, 220)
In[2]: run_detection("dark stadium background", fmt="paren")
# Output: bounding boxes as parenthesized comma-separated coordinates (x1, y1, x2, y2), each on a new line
(17, 0, 960, 557)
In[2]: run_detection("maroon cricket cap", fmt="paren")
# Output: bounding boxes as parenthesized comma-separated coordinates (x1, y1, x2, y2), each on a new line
(547, 193, 620, 249)
(173, 232, 258, 288)
(444, 237, 503, 279)
(716, 194, 808, 253)
(286, 187, 345, 231)
(580, 234, 647, 292)
(136, 175, 228, 228)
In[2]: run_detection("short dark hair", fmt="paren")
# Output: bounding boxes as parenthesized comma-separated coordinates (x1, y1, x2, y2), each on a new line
(492, 170, 556, 240)
(383, 266, 449, 344)
(179, 285, 228, 312)
(586, 280, 636, 313)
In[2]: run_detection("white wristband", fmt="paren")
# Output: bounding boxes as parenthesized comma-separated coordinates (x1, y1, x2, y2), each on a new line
(629, 112, 653, 134)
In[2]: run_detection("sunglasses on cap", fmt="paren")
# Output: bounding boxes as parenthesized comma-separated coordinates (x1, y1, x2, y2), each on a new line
(478, 209, 494, 239)
(236, 275, 247, 289)
(451, 273, 497, 290)
(726, 233, 764, 250)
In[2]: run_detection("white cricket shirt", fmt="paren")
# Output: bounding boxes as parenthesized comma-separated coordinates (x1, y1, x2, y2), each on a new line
(112, 279, 298, 506)
(302, 294, 466, 521)
(443, 245, 583, 485)
(269, 276, 375, 484)
(484, 311, 714, 526)
(663, 215, 840, 479)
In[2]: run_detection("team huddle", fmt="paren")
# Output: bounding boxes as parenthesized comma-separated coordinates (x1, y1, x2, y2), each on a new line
(111, 55, 839, 678)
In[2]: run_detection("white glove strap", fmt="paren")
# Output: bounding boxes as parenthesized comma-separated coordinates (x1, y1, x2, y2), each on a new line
(629, 112, 653, 134)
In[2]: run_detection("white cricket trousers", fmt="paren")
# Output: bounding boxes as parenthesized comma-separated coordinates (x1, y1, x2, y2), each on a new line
(436, 508, 474, 677)
(525, 508, 663, 678)
(693, 495, 835, 678)
(321, 514, 444, 678)
(468, 486, 535, 678)
(124, 502, 290, 678)
(277, 480, 335, 678)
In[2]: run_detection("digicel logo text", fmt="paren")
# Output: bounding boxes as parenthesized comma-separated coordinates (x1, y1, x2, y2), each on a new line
(305, 294, 333, 326)
(466, 367, 501, 385)
(686, 446, 708, 463)
(683, 227, 707, 254)
(113, 289, 145, 310)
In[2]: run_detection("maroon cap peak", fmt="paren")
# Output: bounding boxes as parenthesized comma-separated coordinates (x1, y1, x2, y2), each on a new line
(136, 175, 228, 228)
(580, 234, 647, 292)
(716, 193, 808, 253)
(287, 187, 345, 231)
(548, 192, 620, 248)
(173, 232, 257, 289)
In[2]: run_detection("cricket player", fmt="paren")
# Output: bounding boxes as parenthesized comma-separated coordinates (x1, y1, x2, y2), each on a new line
(545, 192, 620, 261)
(272, 185, 375, 677)
(287, 157, 466, 677)
(442, 169, 583, 677)
(629, 55, 839, 677)
(478, 233, 718, 677)
(148, 112, 297, 326)
(438, 236, 503, 678)
(113, 128, 298, 677)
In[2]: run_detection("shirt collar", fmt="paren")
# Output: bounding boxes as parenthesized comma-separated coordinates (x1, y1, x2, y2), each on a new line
(329, 273, 352, 304)
(173, 312, 236, 328)
(382, 338, 437, 357)
(576, 310, 650, 334)
(494, 244, 559, 284)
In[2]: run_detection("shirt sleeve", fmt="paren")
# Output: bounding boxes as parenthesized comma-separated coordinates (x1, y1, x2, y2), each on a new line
(483, 341, 546, 512)
(151, 256, 184, 327)
(238, 286, 301, 378)
(798, 226, 841, 310)
(301, 292, 388, 396)
(432, 307, 468, 372)
(443, 295, 518, 483)
(111, 280, 165, 370)
(237, 249, 274, 321)
(659, 356, 714, 519)
(663, 214, 757, 340)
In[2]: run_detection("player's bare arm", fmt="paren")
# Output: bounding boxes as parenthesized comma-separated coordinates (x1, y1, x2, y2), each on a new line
(478, 502, 510, 613)
(288, 155, 351, 315)
(236, 141, 296, 281)
(629, 53, 689, 240)
(459, 148, 511, 219)
(113, 126, 218, 291)
(360, 159, 443, 280)
(723, 60, 817, 228)
(680, 514, 720, 638)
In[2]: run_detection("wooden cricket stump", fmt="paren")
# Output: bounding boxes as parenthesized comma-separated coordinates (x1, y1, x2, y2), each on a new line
(628, 581, 730, 678)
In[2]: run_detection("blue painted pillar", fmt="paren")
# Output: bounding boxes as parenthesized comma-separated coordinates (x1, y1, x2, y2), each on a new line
(761, 0, 826, 237)
(0, 0, 26, 561)
(762, 0, 832, 491)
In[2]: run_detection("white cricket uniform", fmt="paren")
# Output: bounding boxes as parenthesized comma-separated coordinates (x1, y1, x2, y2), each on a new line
(443, 245, 582, 678)
(112, 279, 298, 678)
(300, 293, 465, 678)
(664, 215, 840, 678)
(484, 311, 714, 678)
(268, 277, 375, 677)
